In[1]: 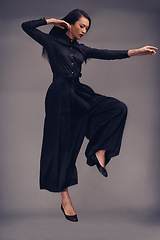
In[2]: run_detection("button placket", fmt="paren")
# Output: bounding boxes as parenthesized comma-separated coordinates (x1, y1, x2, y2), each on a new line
(70, 42, 74, 75)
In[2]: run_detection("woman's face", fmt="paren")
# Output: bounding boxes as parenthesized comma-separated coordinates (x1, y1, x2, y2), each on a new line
(70, 16, 90, 40)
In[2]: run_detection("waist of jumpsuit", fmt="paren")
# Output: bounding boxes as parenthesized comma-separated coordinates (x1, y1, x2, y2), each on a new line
(53, 72, 82, 84)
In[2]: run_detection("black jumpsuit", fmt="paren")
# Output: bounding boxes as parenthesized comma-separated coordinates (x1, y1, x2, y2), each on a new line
(21, 17, 130, 192)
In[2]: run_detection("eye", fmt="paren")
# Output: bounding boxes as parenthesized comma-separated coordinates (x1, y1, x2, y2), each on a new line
(80, 25, 89, 31)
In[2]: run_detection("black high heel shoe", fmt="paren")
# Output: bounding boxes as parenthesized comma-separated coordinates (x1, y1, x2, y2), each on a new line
(90, 153, 108, 177)
(61, 204, 78, 222)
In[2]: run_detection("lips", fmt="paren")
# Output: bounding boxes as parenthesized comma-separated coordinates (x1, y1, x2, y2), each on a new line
(79, 34, 83, 37)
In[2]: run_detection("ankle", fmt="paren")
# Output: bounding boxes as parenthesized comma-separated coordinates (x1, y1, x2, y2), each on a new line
(62, 198, 72, 206)
(96, 150, 105, 155)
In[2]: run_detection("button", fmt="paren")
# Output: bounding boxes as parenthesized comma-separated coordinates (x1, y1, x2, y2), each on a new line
(70, 47, 72, 50)
(71, 53, 74, 57)
(71, 62, 74, 65)
(72, 72, 74, 74)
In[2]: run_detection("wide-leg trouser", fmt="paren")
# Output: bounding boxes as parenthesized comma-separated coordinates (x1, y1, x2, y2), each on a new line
(66, 96, 128, 192)
(69, 96, 128, 168)
(39, 78, 128, 192)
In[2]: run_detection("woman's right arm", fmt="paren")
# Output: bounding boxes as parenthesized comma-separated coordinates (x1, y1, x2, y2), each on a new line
(21, 17, 71, 46)
(21, 17, 49, 47)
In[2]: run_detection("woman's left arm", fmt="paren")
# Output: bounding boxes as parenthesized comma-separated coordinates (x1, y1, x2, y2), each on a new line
(84, 45, 158, 61)
(128, 46, 158, 57)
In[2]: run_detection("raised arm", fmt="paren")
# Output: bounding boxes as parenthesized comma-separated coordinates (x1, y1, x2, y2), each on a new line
(21, 17, 49, 46)
(21, 17, 71, 47)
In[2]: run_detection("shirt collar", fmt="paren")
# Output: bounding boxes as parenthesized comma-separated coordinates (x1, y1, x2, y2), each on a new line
(63, 32, 78, 44)
(58, 30, 78, 45)
(52, 30, 79, 45)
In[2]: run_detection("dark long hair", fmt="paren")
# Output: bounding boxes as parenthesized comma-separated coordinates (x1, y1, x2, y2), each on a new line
(42, 9, 91, 59)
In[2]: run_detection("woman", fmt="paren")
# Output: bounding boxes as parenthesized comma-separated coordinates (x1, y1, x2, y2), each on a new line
(21, 9, 157, 222)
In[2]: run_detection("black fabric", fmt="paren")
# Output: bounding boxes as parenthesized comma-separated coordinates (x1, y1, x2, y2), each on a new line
(21, 18, 129, 192)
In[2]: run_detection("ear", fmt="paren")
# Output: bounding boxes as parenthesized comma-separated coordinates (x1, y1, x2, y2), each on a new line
(70, 25, 73, 32)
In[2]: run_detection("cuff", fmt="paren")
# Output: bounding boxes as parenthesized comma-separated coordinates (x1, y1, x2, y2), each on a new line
(39, 17, 47, 25)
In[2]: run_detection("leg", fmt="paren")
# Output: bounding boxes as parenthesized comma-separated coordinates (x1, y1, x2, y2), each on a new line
(95, 149, 106, 168)
(61, 187, 76, 215)
(85, 97, 128, 167)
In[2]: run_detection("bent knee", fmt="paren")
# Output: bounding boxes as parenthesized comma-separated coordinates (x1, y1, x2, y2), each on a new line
(119, 101, 128, 116)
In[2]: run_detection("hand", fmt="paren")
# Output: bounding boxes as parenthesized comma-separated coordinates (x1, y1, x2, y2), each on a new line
(46, 18, 71, 31)
(128, 45, 158, 57)
(137, 46, 158, 56)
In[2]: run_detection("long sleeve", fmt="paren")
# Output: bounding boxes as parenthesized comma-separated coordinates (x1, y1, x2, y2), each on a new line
(84, 45, 130, 60)
(21, 17, 49, 47)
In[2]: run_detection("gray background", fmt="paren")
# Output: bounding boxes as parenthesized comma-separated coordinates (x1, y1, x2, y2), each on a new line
(0, 0, 160, 239)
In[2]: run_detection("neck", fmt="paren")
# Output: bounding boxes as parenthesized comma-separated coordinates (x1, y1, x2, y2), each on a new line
(65, 30, 76, 40)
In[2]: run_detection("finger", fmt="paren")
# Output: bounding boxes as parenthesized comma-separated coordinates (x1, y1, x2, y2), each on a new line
(63, 20, 71, 30)
(149, 50, 156, 55)
(58, 25, 65, 29)
(67, 25, 71, 30)
(61, 23, 70, 30)
(65, 23, 71, 30)
(147, 46, 158, 50)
